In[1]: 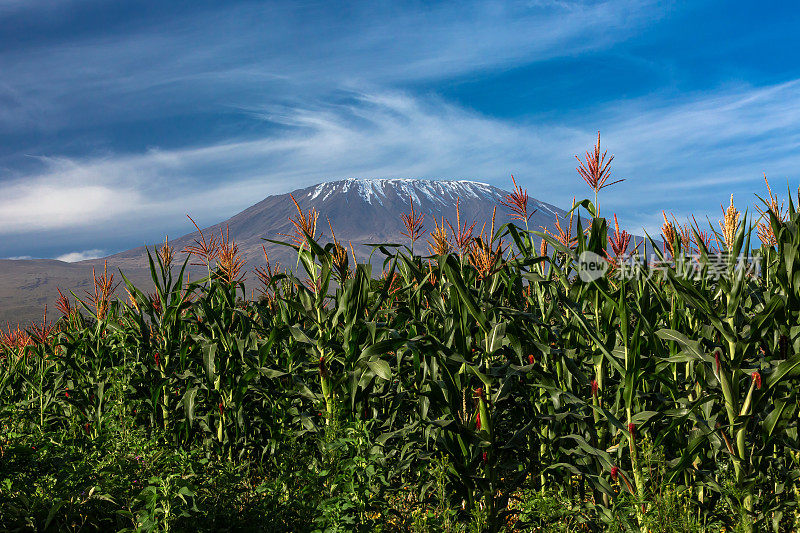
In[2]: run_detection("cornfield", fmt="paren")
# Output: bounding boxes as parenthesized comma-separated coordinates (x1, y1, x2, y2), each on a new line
(2, 147, 800, 532)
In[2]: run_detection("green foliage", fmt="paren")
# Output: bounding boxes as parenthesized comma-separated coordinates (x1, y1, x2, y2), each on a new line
(2, 185, 800, 531)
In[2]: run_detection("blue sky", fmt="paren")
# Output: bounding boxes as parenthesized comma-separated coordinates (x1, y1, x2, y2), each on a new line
(1, 0, 799, 260)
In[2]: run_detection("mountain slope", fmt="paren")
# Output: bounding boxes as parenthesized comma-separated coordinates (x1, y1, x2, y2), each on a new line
(104, 178, 569, 269)
(2, 179, 574, 325)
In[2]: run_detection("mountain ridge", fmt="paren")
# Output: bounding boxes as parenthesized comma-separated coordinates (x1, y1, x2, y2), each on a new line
(98, 178, 569, 268)
(2, 178, 575, 325)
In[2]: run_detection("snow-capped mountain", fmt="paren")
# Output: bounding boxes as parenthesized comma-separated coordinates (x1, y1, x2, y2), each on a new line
(0, 179, 571, 324)
(309, 178, 562, 218)
(310, 178, 497, 207)
(106, 178, 571, 270)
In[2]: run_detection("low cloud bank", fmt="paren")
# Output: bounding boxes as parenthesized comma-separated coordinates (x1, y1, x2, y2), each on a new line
(55, 249, 106, 262)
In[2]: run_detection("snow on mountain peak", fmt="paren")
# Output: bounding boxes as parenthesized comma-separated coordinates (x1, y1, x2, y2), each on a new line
(308, 178, 501, 207)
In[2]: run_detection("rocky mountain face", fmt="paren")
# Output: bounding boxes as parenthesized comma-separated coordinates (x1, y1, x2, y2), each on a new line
(2, 179, 574, 325)
(106, 178, 568, 268)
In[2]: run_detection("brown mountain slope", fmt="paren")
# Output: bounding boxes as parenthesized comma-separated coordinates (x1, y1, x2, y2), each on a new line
(1, 179, 580, 326)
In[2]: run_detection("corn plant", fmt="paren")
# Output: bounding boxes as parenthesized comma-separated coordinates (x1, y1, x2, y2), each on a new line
(4, 146, 800, 531)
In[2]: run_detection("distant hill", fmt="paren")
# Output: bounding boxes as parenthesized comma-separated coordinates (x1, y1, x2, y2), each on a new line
(0, 178, 587, 326)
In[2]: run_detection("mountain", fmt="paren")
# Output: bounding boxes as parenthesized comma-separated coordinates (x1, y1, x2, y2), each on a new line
(105, 179, 568, 269)
(1, 179, 572, 326)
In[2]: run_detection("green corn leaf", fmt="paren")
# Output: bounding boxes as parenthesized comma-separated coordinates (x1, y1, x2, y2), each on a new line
(366, 360, 392, 381)
(766, 353, 800, 389)
(182, 387, 198, 424)
(202, 343, 216, 383)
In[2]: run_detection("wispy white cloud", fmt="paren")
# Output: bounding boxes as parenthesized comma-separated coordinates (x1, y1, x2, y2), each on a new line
(0, 92, 560, 237)
(0, 0, 682, 257)
(0, 178, 142, 233)
(0, 0, 794, 246)
(0, 0, 661, 133)
(592, 80, 800, 232)
(1, 79, 799, 243)
(55, 248, 105, 262)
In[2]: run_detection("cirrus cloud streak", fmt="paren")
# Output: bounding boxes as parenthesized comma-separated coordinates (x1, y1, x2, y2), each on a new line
(1, 79, 800, 256)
